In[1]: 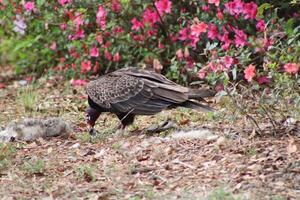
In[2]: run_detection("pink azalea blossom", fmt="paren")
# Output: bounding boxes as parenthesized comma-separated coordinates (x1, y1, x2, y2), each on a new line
(70, 79, 87, 87)
(225, 0, 244, 16)
(96, 35, 103, 44)
(74, 29, 85, 39)
(50, 42, 57, 51)
(158, 41, 164, 49)
(222, 56, 234, 69)
(207, 24, 218, 40)
(104, 50, 112, 61)
(284, 63, 299, 74)
(143, 8, 159, 27)
(217, 8, 223, 20)
(219, 32, 232, 50)
(113, 52, 121, 62)
(131, 18, 144, 31)
(96, 5, 106, 30)
(234, 29, 247, 47)
(24, 1, 35, 11)
(208, 61, 218, 72)
(191, 22, 207, 37)
(178, 27, 190, 41)
(111, 0, 121, 13)
(198, 69, 206, 79)
(201, 5, 210, 12)
(58, 0, 72, 6)
(0, 83, 6, 89)
(176, 49, 184, 60)
(81, 60, 92, 73)
(256, 20, 266, 32)
(189, 35, 200, 48)
(257, 76, 270, 85)
(60, 23, 67, 30)
(215, 84, 224, 92)
(90, 46, 99, 57)
(73, 13, 84, 30)
(155, 0, 172, 15)
(112, 26, 124, 35)
(208, 0, 220, 7)
(243, 2, 257, 19)
(147, 29, 157, 37)
(244, 64, 256, 82)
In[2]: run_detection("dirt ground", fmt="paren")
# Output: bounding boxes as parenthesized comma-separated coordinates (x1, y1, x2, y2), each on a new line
(0, 75, 299, 200)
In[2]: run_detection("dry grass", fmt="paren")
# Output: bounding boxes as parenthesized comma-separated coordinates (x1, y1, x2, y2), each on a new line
(0, 76, 299, 199)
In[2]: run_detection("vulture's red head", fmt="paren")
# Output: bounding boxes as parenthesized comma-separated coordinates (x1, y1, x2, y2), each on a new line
(85, 107, 101, 129)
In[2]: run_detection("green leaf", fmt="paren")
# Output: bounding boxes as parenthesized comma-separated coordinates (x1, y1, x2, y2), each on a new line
(257, 3, 272, 18)
(285, 18, 295, 37)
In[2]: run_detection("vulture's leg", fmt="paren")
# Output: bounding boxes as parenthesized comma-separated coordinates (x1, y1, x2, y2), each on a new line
(116, 113, 135, 129)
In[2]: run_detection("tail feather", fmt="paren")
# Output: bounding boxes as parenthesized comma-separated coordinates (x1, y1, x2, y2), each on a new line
(188, 89, 216, 100)
(180, 100, 215, 112)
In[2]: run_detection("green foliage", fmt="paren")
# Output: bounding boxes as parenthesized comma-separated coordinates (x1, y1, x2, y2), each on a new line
(76, 165, 96, 182)
(22, 159, 45, 175)
(0, 143, 16, 172)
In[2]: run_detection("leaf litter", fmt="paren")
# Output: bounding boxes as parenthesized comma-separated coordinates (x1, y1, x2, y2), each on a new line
(0, 75, 299, 199)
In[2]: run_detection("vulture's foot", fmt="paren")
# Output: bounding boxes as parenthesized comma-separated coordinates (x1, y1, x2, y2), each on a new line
(146, 120, 177, 134)
(89, 128, 97, 136)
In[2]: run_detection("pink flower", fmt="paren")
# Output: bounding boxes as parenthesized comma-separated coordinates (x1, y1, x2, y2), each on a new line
(143, 8, 159, 27)
(257, 76, 270, 85)
(90, 46, 99, 57)
(0, 83, 5, 89)
(73, 13, 84, 30)
(234, 29, 247, 47)
(243, 2, 257, 19)
(104, 50, 112, 61)
(58, 0, 72, 6)
(222, 56, 234, 68)
(176, 49, 184, 60)
(70, 79, 87, 87)
(191, 22, 207, 37)
(158, 41, 164, 49)
(60, 23, 67, 30)
(217, 8, 223, 20)
(208, 61, 218, 72)
(207, 24, 218, 40)
(225, 0, 244, 16)
(219, 32, 232, 50)
(96, 5, 106, 30)
(201, 5, 210, 12)
(244, 64, 256, 82)
(96, 35, 103, 44)
(113, 52, 121, 62)
(256, 20, 266, 32)
(112, 26, 124, 35)
(215, 84, 224, 92)
(50, 42, 57, 51)
(74, 29, 85, 39)
(81, 60, 92, 73)
(208, 0, 220, 6)
(131, 18, 144, 31)
(24, 1, 35, 11)
(178, 27, 190, 41)
(284, 63, 299, 74)
(155, 0, 172, 15)
(111, 0, 121, 13)
(198, 69, 206, 79)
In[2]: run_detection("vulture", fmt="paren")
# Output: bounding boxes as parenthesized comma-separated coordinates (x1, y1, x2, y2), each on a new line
(85, 67, 215, 134)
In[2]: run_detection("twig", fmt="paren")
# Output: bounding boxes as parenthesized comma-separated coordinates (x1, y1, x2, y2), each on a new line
(225, 87, 263, 135)
(259, 105, 278, 135)
(152, 1, 170, 38)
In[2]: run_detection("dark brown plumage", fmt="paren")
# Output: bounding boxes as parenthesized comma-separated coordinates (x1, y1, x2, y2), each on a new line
(85, 67, 215, 133)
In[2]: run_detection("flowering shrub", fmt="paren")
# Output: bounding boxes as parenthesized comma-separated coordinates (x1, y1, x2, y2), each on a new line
(0, 0, 299, 132)
(0, 0, 299, 86)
